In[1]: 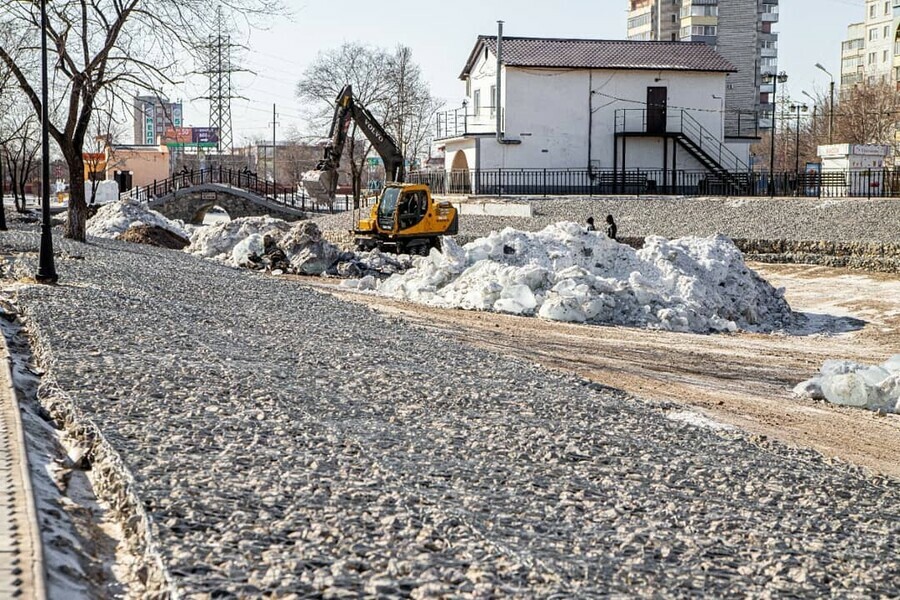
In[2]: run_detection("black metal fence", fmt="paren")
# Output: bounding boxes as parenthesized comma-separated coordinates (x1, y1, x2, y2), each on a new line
(407, 168, 900, 198)
(122, 167, 353, 213)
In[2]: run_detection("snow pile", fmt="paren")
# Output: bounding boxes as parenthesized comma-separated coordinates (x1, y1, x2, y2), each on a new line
(336, 250, 414, 282)
(794, 356, 900, 414)
(87, 198, 189, 240)
(186, 218, 346, 275)
(85, 180, 120, 205)
(185, 216, 292, 263)
(279, 221, 341, 275)
(376, 222, 793, 333)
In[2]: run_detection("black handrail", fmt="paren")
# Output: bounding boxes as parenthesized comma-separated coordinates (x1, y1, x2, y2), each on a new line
(120, 167, 354, 214)
(407, 167, 900, 199)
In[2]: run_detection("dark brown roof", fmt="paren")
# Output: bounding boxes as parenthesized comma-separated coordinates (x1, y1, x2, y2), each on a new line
(460, 36, 736, 79)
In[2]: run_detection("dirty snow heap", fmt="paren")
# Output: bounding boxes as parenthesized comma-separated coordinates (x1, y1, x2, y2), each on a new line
(375, 222, 793, 333)
(795, 356, 900, 414)
(86, 198, 190, 240)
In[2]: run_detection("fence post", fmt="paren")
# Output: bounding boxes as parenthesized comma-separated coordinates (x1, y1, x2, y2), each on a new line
(636, 169, 641, 197)
(498, 168, 502, 198)
(868, 169, 872, 199)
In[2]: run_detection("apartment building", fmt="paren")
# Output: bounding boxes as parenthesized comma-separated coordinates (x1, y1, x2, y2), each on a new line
(133, 95, 184, 146)
(626, 0, 780, 133)
(839, 1, 899, 93)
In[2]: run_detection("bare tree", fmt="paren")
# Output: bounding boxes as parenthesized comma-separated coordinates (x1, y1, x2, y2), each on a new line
(297, 42, 393, 202)
(297, 43, 440, 200)
(383, 46, 443, 169)
(1, 103, 40, 212)
(833, 81, 900, 154)
(0, 0, 282, 241)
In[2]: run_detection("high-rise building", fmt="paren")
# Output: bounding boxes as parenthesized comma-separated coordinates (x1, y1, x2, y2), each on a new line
(839, 1, 898, 94)
(133, 95, 183, 145)
(626, 0, 780, 133)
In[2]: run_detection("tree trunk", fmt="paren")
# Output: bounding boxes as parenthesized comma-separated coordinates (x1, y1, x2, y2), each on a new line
(65, 153, 87, 242)
(0, 152, 6, 231)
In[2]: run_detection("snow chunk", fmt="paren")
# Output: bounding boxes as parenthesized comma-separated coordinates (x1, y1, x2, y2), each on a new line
(185, 216, 292, 262)
(84, 180, 120, 205)
(377, 223, 793, 333)
(87, 198, 189, 240)
(795, 355, 900, 413)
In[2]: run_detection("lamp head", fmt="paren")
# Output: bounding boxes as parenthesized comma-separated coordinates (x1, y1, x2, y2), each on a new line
(777, 71, 789, 84)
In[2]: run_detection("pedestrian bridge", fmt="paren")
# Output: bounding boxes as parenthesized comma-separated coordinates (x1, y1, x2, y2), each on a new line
(123, 168, 348, 224)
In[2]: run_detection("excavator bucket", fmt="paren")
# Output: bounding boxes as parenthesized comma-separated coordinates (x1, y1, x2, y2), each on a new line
(301, 169, 336, 207)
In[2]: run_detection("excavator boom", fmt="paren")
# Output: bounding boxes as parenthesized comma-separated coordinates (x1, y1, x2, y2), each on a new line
(302, 85, 405, 205)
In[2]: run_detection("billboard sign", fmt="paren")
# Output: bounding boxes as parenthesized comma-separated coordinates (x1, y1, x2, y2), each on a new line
(192, 127, 219, 145)
(163, 127, 192, 144)
(162, 127, 220, 149)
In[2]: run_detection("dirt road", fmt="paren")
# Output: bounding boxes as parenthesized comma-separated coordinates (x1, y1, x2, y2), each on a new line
(303, 263, 900, 478)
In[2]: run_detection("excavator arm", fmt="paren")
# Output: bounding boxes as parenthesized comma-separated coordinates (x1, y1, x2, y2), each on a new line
(302, 85, 405, 205)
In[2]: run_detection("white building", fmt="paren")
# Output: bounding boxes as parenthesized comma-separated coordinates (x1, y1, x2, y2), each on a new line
(436, 35, 748, 194)
(838, 1, 900, 94)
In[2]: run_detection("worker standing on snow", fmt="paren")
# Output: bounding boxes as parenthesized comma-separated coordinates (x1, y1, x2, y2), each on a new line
(606, 215, 617, 241)
(586, 217, 596, 232)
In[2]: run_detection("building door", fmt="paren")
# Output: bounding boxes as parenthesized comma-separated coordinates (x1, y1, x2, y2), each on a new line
(647, 87, 668, 134)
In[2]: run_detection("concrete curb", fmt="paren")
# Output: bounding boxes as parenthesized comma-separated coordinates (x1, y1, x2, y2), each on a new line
(0, 332, 47, 600)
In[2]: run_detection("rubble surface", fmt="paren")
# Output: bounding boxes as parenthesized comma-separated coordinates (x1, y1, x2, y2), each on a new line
(2, 228, 898, 598)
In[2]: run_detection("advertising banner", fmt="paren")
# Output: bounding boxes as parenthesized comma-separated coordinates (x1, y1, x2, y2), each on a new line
(163, 127, 193, 144)
(192, 128, 219, 145)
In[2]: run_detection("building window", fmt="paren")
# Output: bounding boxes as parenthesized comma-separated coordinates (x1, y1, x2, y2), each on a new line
(628, 13, 652, 29)
(885, 1, 890, 15)
(885, 25, 890, 38)
(870, 3, 876, 18)
(869, 28, 879, 41)
(869, 51, 877, 65)
(490, 85, 496, 117)
(885, 49, 889, 62)
(473, 89, 481, 117)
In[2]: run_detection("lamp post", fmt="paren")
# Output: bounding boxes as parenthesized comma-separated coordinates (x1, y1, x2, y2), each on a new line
(35, 0, 57, 283)
(762, 70, 788, 197)
(788, 103, 808, 189)
(815, 63, 835, 144)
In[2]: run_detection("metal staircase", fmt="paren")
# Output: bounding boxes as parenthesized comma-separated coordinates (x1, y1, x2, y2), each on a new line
(614, 109, 752, 194)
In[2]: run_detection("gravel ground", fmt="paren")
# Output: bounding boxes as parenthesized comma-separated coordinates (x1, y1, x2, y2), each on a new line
(314, 196, 900, 243)
(2, 226, 899, 597)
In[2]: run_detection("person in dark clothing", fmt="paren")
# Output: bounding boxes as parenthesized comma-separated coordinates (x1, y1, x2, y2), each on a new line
(586, 216, 596, 232)
(605, 214, 617, 241)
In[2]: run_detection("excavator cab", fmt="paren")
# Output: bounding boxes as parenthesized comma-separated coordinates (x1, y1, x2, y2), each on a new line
(355, 184, 457, 254)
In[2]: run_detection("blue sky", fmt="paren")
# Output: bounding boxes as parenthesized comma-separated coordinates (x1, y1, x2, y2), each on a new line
(171, 0, 864, 144)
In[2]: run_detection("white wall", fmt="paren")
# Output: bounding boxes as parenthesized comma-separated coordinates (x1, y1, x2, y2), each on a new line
(465, 66, 728, 172)
(464, 47, 503, 135)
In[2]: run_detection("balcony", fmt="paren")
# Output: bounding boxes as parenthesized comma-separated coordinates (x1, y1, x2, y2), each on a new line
(434, 107, 500, 140)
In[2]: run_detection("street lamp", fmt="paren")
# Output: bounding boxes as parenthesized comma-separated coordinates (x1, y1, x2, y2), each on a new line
(815, 63, 835, 144)
(788, 103, 808, 189)
(762, 70, 789, 197)
(35, 0, 57, 283)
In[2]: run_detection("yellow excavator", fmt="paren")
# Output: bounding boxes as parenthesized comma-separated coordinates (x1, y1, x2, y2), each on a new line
(302, 85, 458, 254)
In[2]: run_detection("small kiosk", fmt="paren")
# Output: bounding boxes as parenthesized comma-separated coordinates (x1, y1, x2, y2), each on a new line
(817, 144, 892, 196)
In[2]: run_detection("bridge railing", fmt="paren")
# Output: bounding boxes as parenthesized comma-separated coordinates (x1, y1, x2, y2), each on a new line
(121, 167, 353, 213)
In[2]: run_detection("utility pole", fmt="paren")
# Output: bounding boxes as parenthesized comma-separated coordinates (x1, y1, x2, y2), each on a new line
(269, 104, 279, 182)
